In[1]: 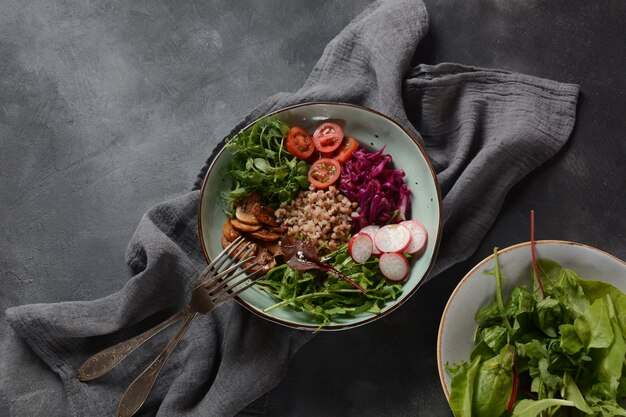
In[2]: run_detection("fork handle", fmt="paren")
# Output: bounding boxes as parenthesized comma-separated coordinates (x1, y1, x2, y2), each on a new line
(116, 312, 198, 417)
(76, 306, 192, 381)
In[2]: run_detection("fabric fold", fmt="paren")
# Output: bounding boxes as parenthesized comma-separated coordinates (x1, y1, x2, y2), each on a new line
(5, 1, 579, 416)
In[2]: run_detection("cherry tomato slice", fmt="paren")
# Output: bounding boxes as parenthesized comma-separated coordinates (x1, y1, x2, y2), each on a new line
(332, 136, 359, 164)
(307, 158, 341, 189)
(312, 122, 344, 153)
(286, 126, 314, 159)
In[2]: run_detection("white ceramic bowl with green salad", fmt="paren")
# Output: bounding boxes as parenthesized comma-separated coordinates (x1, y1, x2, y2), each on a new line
(198, 102, 442, 331)
(438, 240, 626, 417)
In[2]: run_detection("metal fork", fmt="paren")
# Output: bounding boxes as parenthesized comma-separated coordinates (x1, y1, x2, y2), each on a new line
(76, 237, 262, 417)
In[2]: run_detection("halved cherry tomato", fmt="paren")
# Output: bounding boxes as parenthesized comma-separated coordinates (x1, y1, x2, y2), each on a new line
(286, 126, 314, 159)
(307, 158, 341, 189)
(312, 122, 344, 153)
(332, 136, 359, 164)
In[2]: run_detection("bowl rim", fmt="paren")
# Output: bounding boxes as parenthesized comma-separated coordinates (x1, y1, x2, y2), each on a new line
(197, 101, 443, 331)
(436, 239, 626, 400)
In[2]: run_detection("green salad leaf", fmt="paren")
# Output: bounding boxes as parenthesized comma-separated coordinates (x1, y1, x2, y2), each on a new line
(256, 244, 403, 328)
(449, 356, 482, 417)
(447, 253, 626, 417)
(222, 117, 309, 210)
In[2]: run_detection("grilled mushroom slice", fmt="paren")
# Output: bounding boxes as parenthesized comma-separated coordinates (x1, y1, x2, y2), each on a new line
(249, 229, 282, 242)
(235, 204, 260, 225)
(251, 203, 279, 227)
(222, 220, 241, 241)
(230, 218, 263, 233)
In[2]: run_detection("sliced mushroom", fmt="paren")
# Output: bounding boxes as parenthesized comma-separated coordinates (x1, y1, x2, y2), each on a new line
(235, 204, 260, 225)
(230, 218, 263, 233)
(249, 229, 282, 241)
(251, 203, 279, 227)
(271, 226, 287, 234)
(222, 220, 241, 241)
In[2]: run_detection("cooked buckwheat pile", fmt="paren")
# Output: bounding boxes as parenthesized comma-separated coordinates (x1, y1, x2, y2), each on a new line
(275, 186, 358, 252)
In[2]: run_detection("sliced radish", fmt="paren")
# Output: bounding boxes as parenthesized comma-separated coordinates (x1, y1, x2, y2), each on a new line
(359, 225, 381, 255)
(379, 252, 409, 282)
(400, 220, 428, 256)
(349, 233, 373, 264)
(374, 224, 411, 253)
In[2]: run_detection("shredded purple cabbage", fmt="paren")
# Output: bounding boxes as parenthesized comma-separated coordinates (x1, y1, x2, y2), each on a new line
(339, 147, 411, 231)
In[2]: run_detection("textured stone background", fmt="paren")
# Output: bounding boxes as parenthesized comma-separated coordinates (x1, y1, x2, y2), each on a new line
(1, 1, 625, 416)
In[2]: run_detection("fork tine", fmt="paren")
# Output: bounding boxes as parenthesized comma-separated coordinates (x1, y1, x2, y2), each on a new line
(207, 247, 256, 280)
(212, 270, 264, 305)
(194, 238, 248, 289)
(206, 260, 260, 294)
(205, 255, 257, 292)
(203, 242, 255, 282)
(209, 237, 247, 271)
(210, 236, 244, 268)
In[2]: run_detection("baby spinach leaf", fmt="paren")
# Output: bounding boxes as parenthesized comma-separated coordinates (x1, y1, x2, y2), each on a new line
(482, 325, 508, 353)
(534, 298, 564, 338)
(559, 323, 583, 354)
(470, 340, 496, 362)
(580, 279, 626, 335)
(449, 356, 482, 417)
(592, 317, 626, 397)
(472, 345, 515, 417)
(574, 298, 614, 349)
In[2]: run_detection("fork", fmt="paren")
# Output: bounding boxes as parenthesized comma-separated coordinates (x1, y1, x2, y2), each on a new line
(76, 236, 263, 417)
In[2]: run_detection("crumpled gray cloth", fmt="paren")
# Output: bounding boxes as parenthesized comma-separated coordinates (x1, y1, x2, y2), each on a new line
(5, 0, 579, 416)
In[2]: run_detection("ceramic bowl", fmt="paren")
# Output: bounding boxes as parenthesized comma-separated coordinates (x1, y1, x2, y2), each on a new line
(437, 240, 626, 399)
(198, 102, 442, 330)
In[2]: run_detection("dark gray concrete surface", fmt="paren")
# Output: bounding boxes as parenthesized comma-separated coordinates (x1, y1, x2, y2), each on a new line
(1, 0, 625, 416)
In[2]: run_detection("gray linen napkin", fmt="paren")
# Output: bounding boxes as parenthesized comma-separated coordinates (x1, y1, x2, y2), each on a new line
(5, 0, 579, 416)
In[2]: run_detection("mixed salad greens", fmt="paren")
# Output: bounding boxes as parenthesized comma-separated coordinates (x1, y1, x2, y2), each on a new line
(447, 249, 626, 417)
(222, 118, 310, 210)
(257, 243, 404, 326)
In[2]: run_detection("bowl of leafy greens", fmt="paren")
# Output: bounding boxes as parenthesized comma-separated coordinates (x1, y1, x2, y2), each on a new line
(437, 239, 626, 417)
(198, 102, 442, 330)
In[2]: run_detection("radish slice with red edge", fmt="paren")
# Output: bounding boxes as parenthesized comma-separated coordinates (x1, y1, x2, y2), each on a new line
(348, 233, 373, 264)
(379, 252, 409, 282)
(359, 225, 381, 255)
(400, 220, 428, 256)
(374, 224, 411, 253)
